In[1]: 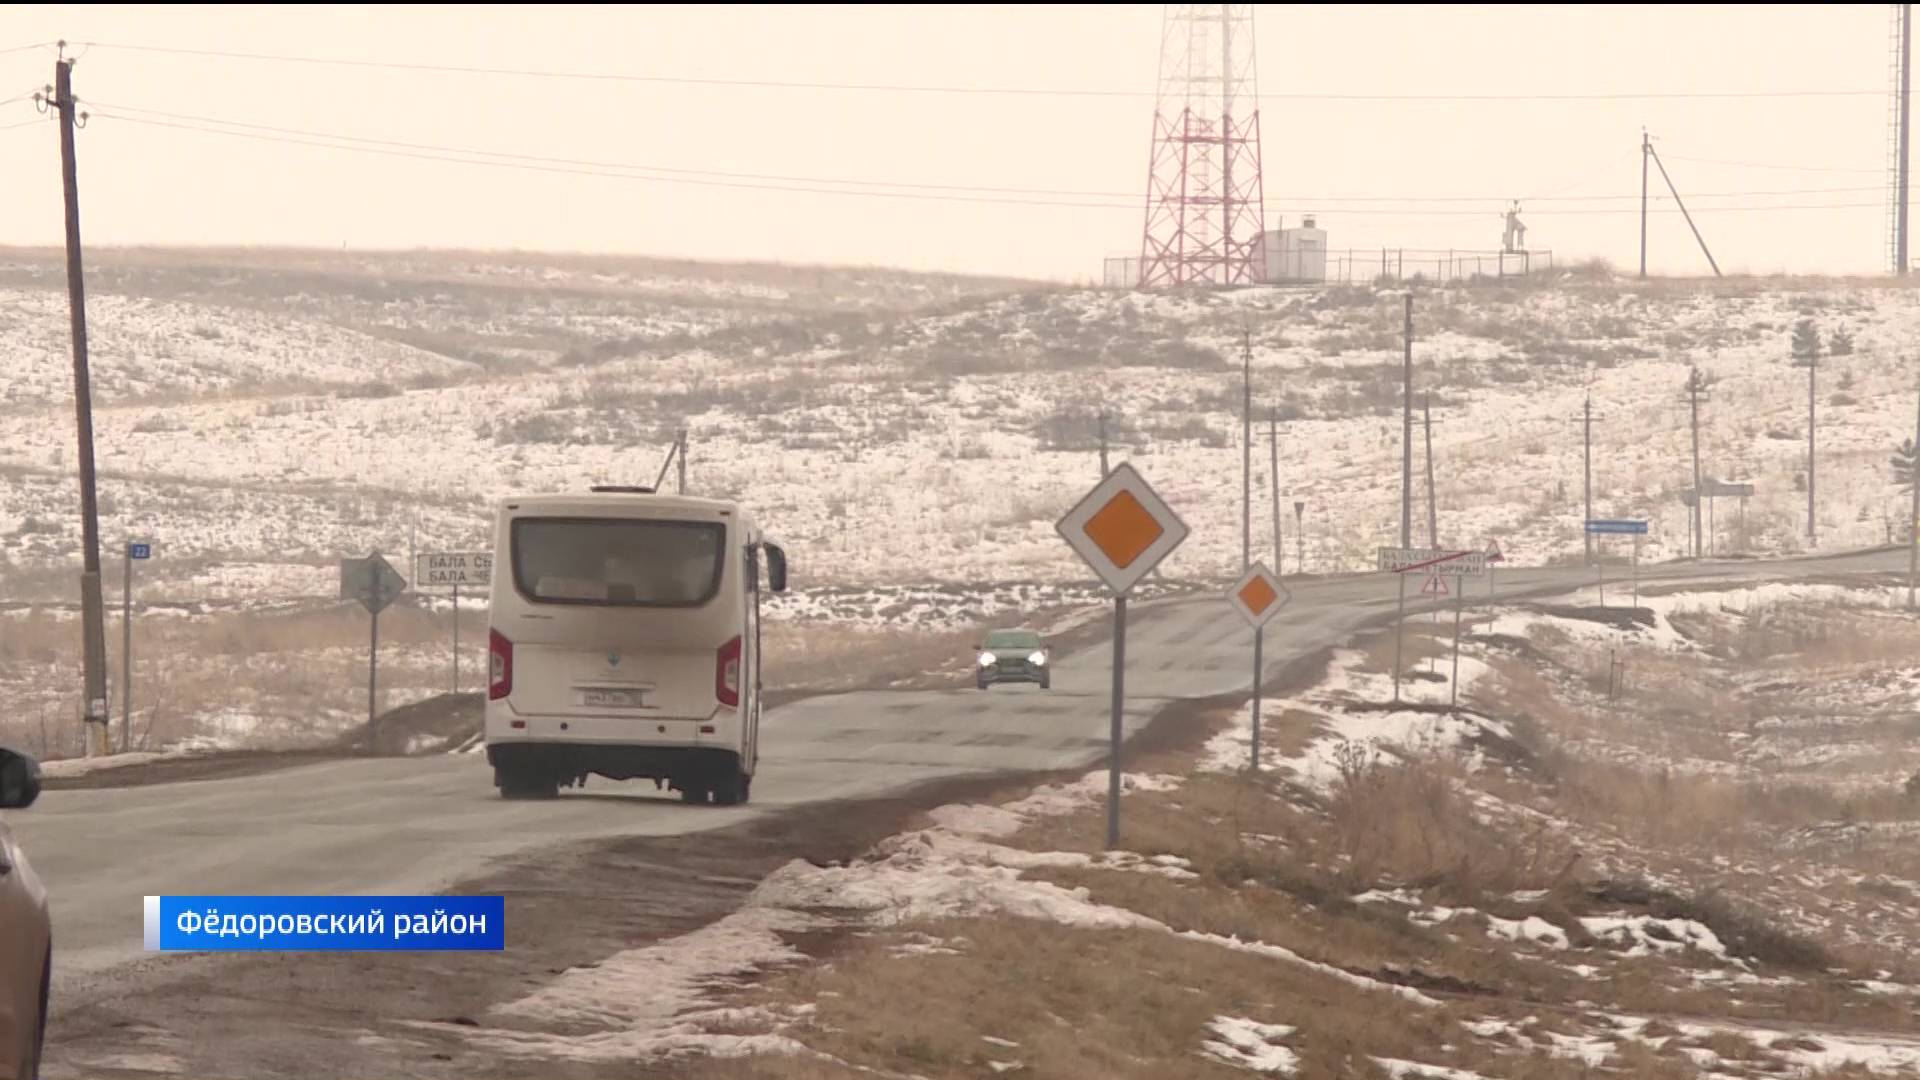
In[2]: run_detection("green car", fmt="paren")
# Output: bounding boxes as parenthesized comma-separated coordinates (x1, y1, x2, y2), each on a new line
(975, 628, 1051, 690)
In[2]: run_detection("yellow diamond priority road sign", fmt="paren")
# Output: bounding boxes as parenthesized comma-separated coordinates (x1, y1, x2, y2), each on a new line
(1226, 561, 1290, 629)
(1057, 462, 1189, 596)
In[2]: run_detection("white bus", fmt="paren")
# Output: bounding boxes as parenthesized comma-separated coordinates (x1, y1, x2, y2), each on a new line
(484, 487, 788, 803)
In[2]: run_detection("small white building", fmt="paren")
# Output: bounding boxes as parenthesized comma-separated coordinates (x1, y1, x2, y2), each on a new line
(1261, 216, 1328, 283)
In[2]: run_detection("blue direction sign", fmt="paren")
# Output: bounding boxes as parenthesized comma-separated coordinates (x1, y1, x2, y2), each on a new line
(1584, 519, 1648, 535)
(128, 542, 152, 560)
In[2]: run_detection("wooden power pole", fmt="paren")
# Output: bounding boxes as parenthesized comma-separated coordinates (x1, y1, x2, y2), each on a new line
(50, 49, 112, 754)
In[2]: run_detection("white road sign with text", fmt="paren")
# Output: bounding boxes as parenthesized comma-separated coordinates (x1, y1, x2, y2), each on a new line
(415, 552, 493, 589)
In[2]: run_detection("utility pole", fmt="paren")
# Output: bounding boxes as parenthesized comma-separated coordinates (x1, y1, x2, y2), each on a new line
(1242, 329, 1253, 569)
(1422, 395, 1438, 548)
(1268, 408, 1282, 573)
(1401, 294, 1414, 548)
(1909, 384, 1920, 609)
(1640, 129, 1649, 279)
(1394, 292, 1414, 704)
(49, 49, 111, 754)
(1574, 394, 1605, 564)
(1807, 345, 1818, 547)
(1647, 138, 1722, 277)
(1684, 368, 1709, 559)
(1901, 4, 1913, 275)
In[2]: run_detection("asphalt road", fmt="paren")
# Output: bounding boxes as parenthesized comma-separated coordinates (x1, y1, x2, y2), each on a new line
(12, 546, 1908, 986)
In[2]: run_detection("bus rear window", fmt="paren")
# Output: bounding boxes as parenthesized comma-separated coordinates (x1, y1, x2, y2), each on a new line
(511, 518, 725, 607)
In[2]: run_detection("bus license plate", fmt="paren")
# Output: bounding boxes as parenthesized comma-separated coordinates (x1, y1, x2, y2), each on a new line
(578, 687, 649, 709)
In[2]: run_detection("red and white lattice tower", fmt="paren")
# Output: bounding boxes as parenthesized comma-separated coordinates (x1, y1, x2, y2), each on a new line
(1137, 4, 1265, 289)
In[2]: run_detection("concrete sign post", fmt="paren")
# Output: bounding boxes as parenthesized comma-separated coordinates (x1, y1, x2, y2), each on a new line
(122, 541, 151, 752)
(341, 552, 407, 753)
(1225, 562, 1291, 773)
(416, 552, 493, 695)
(1057, 462, 1188, 850)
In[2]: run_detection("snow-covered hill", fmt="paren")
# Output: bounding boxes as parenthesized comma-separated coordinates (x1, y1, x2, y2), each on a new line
(1, 251, 1916, 602)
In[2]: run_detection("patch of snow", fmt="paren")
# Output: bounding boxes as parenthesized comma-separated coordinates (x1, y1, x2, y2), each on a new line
(456, 906, 823, 1061)
(1353, 888, 1423, 906)
(1373, 1058, 1493, 1080)
(1485, 915, 1571, 950)
(35, 751, 171, 778)
(1179, 931, 1441, 1008)
(1462, 1018, 1515, 1039)
(1202, 649, 1515, 787)
(1541, 1030, 1617, 1066)
(1579, 914, 1728, 960)
(1201, 1016, 1299, 1076)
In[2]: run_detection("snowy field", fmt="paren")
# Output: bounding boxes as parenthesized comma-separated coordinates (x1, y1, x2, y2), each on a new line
(1, 253, 1918, 609)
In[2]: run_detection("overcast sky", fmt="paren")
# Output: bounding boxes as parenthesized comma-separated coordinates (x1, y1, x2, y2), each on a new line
(0, 5, 1902, 281)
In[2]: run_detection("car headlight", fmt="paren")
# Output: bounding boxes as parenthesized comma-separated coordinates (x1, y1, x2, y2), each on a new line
(1029, 651, 1047, 666)
(978, 652, 997, 668)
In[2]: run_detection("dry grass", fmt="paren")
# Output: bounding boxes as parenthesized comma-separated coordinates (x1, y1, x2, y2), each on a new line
(0, 603, 1021, 757)
(683, 918, 1518, 1080)
(0, 603, 486, 756)
(669, 757, 1849, 1079)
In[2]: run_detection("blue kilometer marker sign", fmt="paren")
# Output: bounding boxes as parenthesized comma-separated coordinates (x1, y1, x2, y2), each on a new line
(1583, 520, 1648, 535)
(145, 895, 504, 952)
(128, 543, 151, 559)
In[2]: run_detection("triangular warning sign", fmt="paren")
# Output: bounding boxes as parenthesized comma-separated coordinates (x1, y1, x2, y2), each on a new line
(1484, 539, 1505, 563)
(1421, 573, 1449, 596)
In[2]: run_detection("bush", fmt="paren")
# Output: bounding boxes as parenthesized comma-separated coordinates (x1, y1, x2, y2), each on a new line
(1141, 416, 1230, 448)
(336, 381, 401, 400)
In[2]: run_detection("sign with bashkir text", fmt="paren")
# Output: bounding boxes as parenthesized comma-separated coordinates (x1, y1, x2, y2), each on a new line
(1376, 547, 1486, 577)
(415, 551, 493, 589)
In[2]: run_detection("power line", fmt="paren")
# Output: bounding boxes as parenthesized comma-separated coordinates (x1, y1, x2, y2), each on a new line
(86, 100, 1892, 210)
(86, 111, 1143, 210)
(1662, 152, 1884, 175)
(81, 40, 1888, 102)
(88, 112, 1893, 219)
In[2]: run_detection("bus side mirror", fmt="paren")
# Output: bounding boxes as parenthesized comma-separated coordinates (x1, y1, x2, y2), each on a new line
(765, 543, 789, 594)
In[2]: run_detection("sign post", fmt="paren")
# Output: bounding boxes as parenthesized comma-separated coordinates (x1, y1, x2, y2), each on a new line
(1057, 462, 1188, 850)
(122, 541, 151, 752)
(1484, 539, 1504, 601)
(1583, 520, 1649, 610)
(415, 552, 493, 695)
(1226, 562, 1291, 772)
(341, 552, 407, 753)
(1293, 501, 1305, 576)
(1379, 548, 1485, 701)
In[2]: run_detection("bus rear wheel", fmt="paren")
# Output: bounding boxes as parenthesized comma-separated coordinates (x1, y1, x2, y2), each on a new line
(711, 767, 750, 806)
(498, 767, 558, 800)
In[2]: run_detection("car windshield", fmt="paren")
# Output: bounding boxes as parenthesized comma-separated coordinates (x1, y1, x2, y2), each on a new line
(985, 631, 1041, 650)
